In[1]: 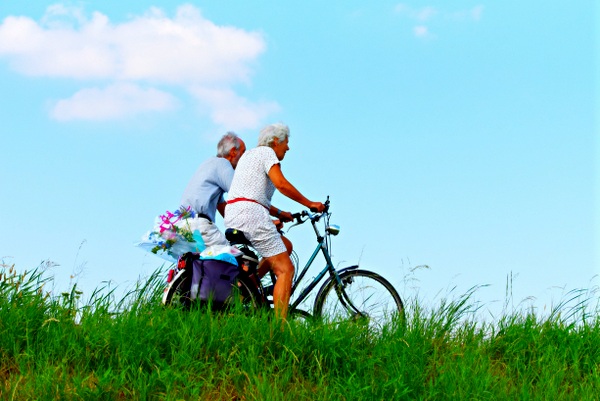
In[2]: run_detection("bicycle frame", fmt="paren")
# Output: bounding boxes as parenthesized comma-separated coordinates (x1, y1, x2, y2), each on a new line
(287, 207, 358, 314)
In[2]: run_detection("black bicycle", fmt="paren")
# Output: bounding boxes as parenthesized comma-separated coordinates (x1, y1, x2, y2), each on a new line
(164, 198, 405, 329)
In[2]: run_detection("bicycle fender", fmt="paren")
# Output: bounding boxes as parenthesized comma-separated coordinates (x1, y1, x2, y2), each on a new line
(313, 265, 359, 310)
(162, 269, 188, 305)
(336, 265, 359, 275)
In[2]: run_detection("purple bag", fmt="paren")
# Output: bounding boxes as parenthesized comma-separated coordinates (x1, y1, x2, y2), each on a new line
(190, 257, 239, 304)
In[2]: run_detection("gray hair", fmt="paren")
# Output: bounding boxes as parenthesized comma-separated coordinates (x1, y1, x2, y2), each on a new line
(216, 132, 242, 157)
(258, 123, 290, 147)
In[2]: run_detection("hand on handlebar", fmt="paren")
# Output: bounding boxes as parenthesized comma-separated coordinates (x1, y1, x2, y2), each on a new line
(278, 210, 294, 223)
(285, 198, 329, 231)
(308, 201, 326, 213)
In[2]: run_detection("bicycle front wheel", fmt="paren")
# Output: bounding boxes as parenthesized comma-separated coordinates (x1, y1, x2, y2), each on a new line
(313, 269, 405, 329)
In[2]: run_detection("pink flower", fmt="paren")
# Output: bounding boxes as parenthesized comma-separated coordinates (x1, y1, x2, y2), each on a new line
(161, 229, 177, 241)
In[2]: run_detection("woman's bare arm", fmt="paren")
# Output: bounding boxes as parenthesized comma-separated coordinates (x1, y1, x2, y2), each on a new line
(268, 164, 324, 212)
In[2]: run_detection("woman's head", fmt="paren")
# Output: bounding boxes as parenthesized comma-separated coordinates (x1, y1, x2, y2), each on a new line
(258, 123, 290, 147)
(258, 123, 290, 161)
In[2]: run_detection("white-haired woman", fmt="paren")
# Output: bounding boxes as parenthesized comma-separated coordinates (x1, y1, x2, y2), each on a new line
(225, 123, 325, 319)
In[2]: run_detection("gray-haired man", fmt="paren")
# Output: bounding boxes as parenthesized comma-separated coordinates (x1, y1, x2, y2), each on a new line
(180, 132, 246, 246)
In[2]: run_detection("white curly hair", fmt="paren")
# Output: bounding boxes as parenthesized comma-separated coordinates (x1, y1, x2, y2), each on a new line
(257, 123, 290, 147)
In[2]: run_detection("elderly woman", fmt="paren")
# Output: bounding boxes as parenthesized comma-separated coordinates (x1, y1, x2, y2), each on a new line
(224, 123, 324, 319)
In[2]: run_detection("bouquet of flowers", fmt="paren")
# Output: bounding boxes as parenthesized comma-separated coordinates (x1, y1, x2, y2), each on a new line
(137, 206, 206, 263)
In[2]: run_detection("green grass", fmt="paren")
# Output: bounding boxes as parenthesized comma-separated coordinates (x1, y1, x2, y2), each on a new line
(1, 264, 599, 400)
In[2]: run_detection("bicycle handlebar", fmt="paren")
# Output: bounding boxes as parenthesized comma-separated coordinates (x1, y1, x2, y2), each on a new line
(287, 197, 330, 230)
(291, 212, 305, 223)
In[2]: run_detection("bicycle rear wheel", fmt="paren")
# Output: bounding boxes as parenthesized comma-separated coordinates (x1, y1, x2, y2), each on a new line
(163, 269, 269, 311)
(162, 268, 192, 308)
(313, 269, 405, 330)
(231, 274, 268, 312)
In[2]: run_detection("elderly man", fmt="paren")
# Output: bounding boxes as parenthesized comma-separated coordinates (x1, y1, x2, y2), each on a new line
(180, 132, 246, 247)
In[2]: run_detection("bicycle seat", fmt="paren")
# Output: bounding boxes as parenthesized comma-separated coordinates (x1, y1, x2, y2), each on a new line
(225, 228, 252, 246)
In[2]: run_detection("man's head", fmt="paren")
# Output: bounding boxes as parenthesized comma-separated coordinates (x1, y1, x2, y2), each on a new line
(217, 132, 246, 168)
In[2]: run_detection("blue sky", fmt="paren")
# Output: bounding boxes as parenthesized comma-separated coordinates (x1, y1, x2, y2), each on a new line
(1, 1, 597, 318)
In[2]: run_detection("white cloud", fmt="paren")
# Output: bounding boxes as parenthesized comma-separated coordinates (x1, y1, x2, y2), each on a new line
(447, 5, 485, 22)
(190, 87, 281, 131)
(394, 4, 438, 21)
(0, 4, 264, 82)
(394, 3, 484, 40)
(413, 25, 430, 38)
(50, 83, 178, 121)
(0, 13, 116, 78)
(415, 7, 437, 22)
(471, 5, 484, 21)
(0, 4, 276, 128)
(41, 4, 88, 28)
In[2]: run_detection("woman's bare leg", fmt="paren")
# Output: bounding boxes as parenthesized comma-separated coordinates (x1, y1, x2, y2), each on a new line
(257, 235, 293, 277)
(282, 235, 293, 255)
(262, 252, 295, 319)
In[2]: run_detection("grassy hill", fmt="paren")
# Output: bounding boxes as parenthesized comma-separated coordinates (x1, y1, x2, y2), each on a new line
(1, 264, 599, 400)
